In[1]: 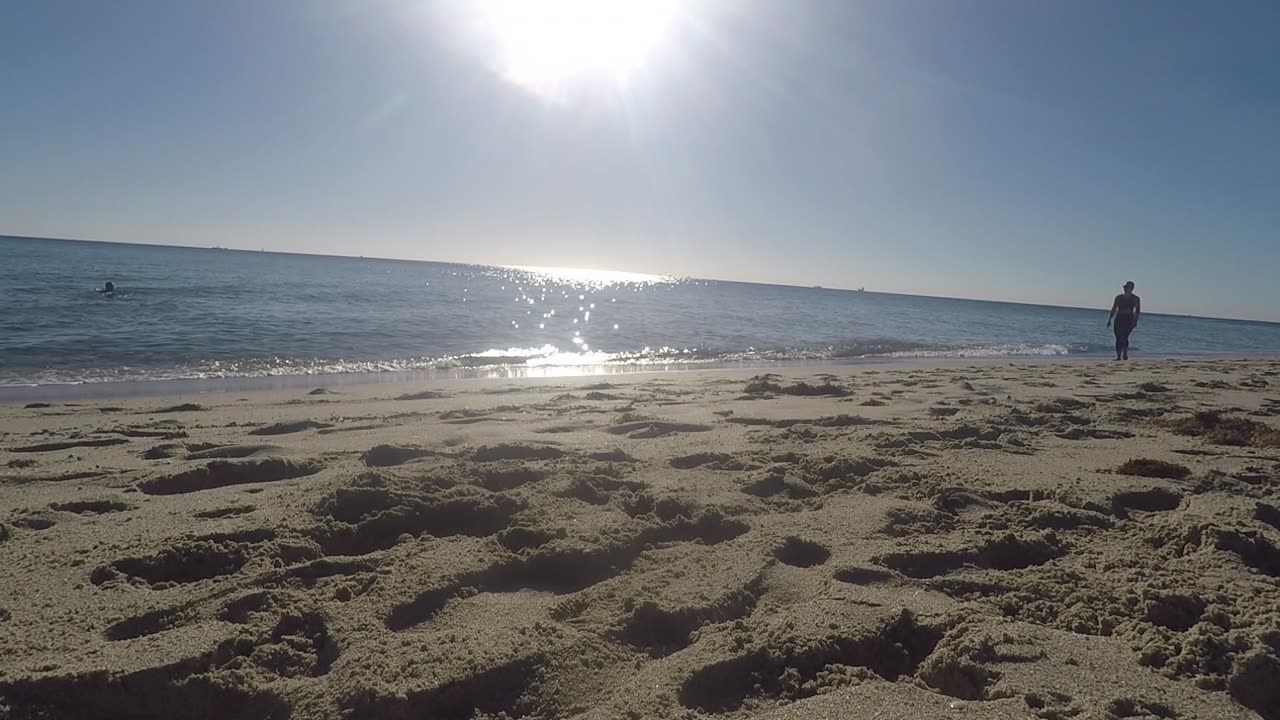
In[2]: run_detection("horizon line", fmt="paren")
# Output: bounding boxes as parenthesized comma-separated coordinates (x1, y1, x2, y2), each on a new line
(3, 232, 1276, 327)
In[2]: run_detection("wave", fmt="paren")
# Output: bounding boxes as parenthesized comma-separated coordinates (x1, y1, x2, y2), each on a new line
(0, 340, 1120, 387)
(882, 342, 1112, 358)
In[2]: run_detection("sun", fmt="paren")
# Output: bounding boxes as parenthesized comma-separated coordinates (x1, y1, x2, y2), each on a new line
(477, 0, 680, 97)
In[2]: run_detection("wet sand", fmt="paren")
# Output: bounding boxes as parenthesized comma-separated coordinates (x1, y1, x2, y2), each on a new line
(1, 358, 1279, 719)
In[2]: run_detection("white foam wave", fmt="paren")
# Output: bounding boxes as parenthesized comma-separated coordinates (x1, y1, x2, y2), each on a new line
(883, 343, 1073, 359)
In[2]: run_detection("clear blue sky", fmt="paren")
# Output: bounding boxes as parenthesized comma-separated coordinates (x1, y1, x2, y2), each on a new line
(3, 1, 1278, 320)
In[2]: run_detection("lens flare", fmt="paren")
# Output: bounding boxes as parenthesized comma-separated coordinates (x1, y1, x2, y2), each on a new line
(477, 0, 680, 97)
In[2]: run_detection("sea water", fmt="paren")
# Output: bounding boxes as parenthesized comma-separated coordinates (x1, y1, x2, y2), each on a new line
(4, 235, 1280, 388)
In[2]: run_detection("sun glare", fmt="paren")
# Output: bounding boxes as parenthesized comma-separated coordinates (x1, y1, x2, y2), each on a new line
(477, 0, 680, 97)
(510, 265, 668, 286)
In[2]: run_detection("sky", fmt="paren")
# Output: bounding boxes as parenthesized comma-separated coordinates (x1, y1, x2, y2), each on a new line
(2, 1, 1278, 320)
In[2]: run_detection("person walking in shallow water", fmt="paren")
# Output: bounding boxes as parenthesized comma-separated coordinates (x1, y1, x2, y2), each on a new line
(1106, 281, 1140, 360)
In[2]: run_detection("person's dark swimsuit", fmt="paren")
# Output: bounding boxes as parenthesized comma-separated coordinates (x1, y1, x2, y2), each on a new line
(1113, 293, 1139, 356)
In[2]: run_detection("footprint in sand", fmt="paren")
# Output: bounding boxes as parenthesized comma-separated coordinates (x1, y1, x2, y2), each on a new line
(669, 452, 758, 471)
(874, 534, 1063, 579)
(678, 613, 942, 714)
(249, 420, 333, 436)
(774, 537, 831, 568)
(0, 664, 290, 719)
(185, 444, 281, 460)
(11, 437, 129, 453)
(139, 458, 321, 495)
(833, 567, 898, 585)
(362, 444, 438, 467)
(91, 529, 280, 589)
(617, 573, 765, 658)
(193, 505, 256, 519)
(471, 444, 565, 462)
(150, 403, 205, 413)
(558, 476, 646, 505)
(308, 479, 520, 556)
(337, 656, 539, 720)
(11, 513, 57, 531)
(605, 420, 712, 439)
(49, 499, 133, 515)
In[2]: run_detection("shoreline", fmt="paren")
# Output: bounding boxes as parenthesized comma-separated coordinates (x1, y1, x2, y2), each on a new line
(3, 352, 1276, 404)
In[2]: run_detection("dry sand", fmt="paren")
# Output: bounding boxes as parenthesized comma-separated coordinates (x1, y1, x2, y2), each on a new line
(2, 358, 1279, 720)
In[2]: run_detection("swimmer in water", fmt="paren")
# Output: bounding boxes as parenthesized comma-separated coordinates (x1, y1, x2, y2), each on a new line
(98, 281, 115, 295)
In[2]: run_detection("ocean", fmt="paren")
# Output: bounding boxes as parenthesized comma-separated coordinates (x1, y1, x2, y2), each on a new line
(4, 235, 1280, 390)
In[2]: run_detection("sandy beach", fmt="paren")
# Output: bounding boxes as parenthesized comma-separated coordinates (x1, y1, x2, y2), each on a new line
(2, 358, 1279, 720)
